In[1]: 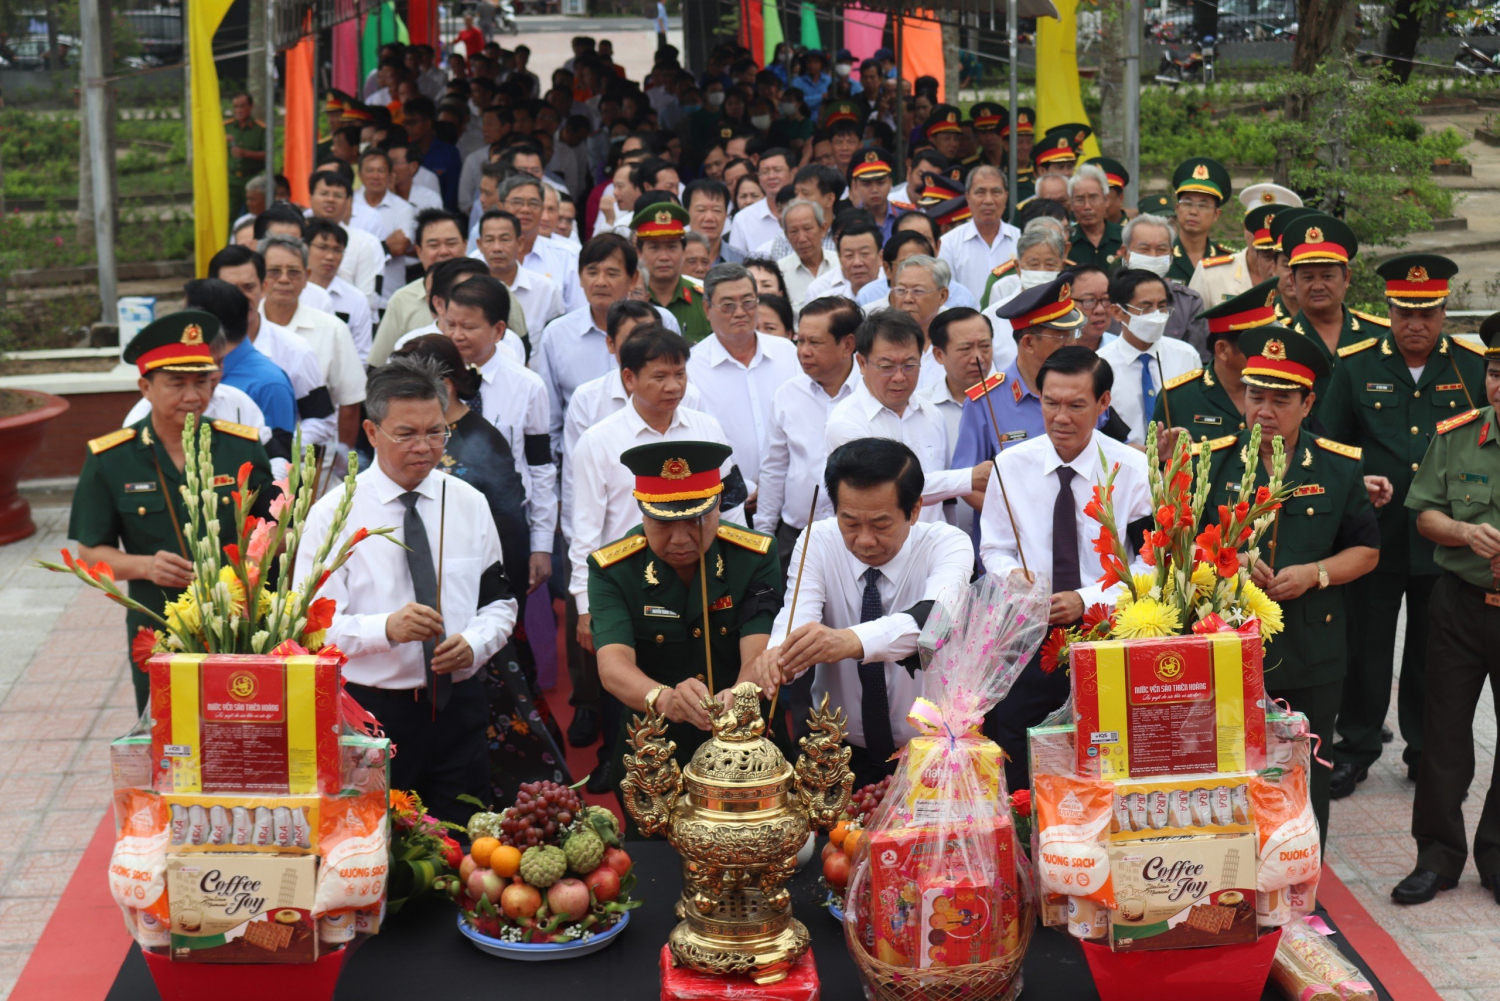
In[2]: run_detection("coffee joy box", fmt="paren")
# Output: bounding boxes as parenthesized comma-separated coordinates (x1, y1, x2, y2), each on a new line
(1106, 831, 1257, 952)
(166, 853, 318, 963)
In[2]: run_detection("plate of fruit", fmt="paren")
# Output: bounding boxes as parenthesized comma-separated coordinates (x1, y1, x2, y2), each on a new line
(441, 781, 640, 958)
(822, 775, 890, 920)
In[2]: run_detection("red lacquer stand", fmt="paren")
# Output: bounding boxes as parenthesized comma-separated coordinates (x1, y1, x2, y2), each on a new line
(661, 943, 821, 1000)
(1081, 929, 1282, 1001)
(141, 945, 349, 1001)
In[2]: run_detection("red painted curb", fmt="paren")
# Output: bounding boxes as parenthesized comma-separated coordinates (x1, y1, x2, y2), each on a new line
(1319, 863, 1444, 1001)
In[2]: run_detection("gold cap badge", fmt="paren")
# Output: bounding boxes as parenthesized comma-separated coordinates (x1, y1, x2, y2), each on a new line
(1261, 190, 1275, 203)
(1305, 225, 1324, 244)
(1192, 164, 1209, 180)
(661, 458, 691, 479)
(181, 324, 204, 346)
(1407, 265, 1429, 284)
(1264, 339, 1287, 361)
(655, 210, 671, 225)
(1059, 282, 1072, 301)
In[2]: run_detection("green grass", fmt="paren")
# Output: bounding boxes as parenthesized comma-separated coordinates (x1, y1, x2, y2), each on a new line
(0, 210, 193, 273)
(1, 105, 191, 202)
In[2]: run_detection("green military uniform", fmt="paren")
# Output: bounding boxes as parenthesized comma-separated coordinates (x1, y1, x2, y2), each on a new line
(630, 200, 712, 344)
(68, 311, 274, 713)
(1168, 157, 1234, 283)
(1139, 192, 1173, 216)
(225, 114, 267, 192)
(1319, 255, 1485, 797)
(1069, 220, 1123, 270)
(1169, 235, 1232, 284)
(1403, 388, 1500, 886)
(650, 276, 711, 345)
(1202, 327, 1380, 842)
(585, 441, 782, 807)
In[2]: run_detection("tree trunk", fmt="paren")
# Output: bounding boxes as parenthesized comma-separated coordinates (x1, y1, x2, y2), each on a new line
(1097, 0, 1127, 158)
(1380, 0, 1422, 83)
(942, 17, 961, 104)
(1277, 0, 1352, 183)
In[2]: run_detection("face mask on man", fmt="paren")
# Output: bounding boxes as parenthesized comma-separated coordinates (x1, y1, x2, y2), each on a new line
(1019, 269, 1059, 290)
(707, 91, 726, 108)
(836, 62, 852, 78)
(1127, 310, 1169, 344)
(1127, 252, 1171, 277)
(751, 114, 772, 130)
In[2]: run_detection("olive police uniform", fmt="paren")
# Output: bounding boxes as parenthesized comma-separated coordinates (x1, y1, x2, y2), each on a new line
(1168, 158, 1233, 283)
(1404, 388, 1500, 889)
(586, 442, 783, 800)
(1320, 255, 1484, 794)
(1152, 277, 1283, 441)
(631, 200, 712, 344)
(68, 311, 274, 712)
(1201, 328, 1380, 841)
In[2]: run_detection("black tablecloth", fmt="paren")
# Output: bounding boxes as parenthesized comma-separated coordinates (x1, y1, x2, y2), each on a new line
(107, 842, 1395, 1000)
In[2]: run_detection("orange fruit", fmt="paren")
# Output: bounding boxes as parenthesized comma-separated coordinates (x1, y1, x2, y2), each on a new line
(829, 821, 850, 849)
(470, 836, 501, 868)
(490, 844, 522, 877)
(842, 828, 866, 859)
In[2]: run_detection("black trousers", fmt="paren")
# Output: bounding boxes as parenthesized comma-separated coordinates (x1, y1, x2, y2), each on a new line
(1265, 678, 1341, 850)
(848, 741, 900, 791)
(984, 648, 1072, 793)
(1413, 572, 1500, 879)
(347, 674, 489, 826)
(1333, 570, 1434, 770)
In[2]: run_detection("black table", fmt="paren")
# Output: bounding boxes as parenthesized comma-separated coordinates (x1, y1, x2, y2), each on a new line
(107, 842, 1395, 1000)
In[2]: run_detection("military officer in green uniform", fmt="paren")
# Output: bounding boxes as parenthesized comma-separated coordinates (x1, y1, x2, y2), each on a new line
(225, 92, 267, 218)
(588, 441, 783, 802)
(1084, 156, 1131, 226)
(1139, 192, 1173, 216)
(1068, 160, 1122, 270)
(1154, 277, 1282, 448)
(965, 101, 1009, 170)
(1201, 327, 1380, 841)
(68, 311, 275, 713)
(631, 198, 711, 345)
(1267, 206, 1316, 324)
(1168, 157, 1233, 283)
(1320, 254, 1486, 800)
(1392, 324, 1500, 906)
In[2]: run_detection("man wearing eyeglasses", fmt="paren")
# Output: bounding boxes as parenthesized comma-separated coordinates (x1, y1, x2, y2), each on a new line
(1067, 164, 1122, 270)
(296, 356, 519, 824)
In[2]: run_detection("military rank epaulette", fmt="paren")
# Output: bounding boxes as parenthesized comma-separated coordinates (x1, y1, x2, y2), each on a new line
(889, 200, 918, 213)
(964, 372, 1005, 401)
(717, 524, 772, 554)
(211, 419, 259, 441)
(991, 259, 1017, 279)
(88, 428, 136, 454)
(1452, 335, 1486, 356)
(1437, 409, 1482, 435)
(1201, 254, 1236, 268)
(1315, 437, 1363, 460)
(1351, 309, 1390, 327)
(1164, 368, 1203, 391)
(591, 535, 647, 567)
(682, 274, 704, 293)
(1337, 337, 1378, 358)
(1190, 434, 1238, 456)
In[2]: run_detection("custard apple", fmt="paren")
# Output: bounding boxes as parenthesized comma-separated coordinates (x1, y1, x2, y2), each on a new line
(518, 845, 567, 888)
(563, 828, 604, 874)
(584, 805, 620, 840)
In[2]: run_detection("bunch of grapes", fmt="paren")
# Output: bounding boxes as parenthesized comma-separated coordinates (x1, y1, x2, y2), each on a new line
(497, 780, 583, 848)
(852, 774, 893, 822)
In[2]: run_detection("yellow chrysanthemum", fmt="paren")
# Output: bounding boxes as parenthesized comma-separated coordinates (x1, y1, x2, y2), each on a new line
(164, 594, 202, 636)
(1236, 580, 1283, 638)
(1112, 597, 1183, 639)
(303, 629, 327, 651)
(218, 566, 247, 614)
(1119, 572, 1160, 607)
(256, 588, 273, 621)
(1189, 562, 1216, 597)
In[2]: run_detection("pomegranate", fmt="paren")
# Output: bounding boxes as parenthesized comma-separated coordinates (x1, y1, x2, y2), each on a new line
(823, 851, 851, 889)
(584, 864, 621, 902)
(547, 878, 592, 922)
(604, 846, 633, 877)
(500, 881, 542, 919)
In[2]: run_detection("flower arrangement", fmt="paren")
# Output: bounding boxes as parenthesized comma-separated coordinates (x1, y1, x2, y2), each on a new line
(387, 789, 463, 914)
(1042, 423, 1290, 672)
(40, 417, 394, 663)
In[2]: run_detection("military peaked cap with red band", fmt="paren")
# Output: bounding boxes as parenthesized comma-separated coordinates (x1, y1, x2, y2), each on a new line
(1086, 156, 1129, 190)
(1000, 107, 1035, 138)
(1240, 326, 1329, 391)
(1376, 252, 1456, 309)
(1267, 206, 1315, 253)
(822, 100, 861, 127)
(925, 105, 963, 138)
(994, 272, 1085, 331)
(848, 147, 894, 182)
(1282, 213, 1357, 267)
(1031, 130, 1079, 167)
(970, 101, 1007, 132)
(1202, 277, 1281, 343)
(122, 310, 220, 376)
(630, 200, 690, 240)
(1244, 205, 1280, 249)
(623, 440, 732, 520)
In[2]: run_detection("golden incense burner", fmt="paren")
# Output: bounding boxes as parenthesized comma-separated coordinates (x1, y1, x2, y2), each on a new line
(621, 682, 852, 984)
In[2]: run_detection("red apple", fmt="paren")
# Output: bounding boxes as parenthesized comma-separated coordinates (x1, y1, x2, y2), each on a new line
(459, 855, 478, 884)
(501, 881, 542, 919)
(823, 851, 851, 889)
(604, 846, 633, 877)
(822, 841, 839, 862)
(547, 878, 591, 922)
(468, 868, 505, 904)
(584, 865, 621, 902)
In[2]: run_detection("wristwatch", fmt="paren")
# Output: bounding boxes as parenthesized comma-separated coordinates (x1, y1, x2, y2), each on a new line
(645, 684, 671, 713)
(1315, 560, 1329, 590)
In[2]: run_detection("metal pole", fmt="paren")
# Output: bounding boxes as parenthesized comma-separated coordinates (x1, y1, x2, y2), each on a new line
(1124, 0, 1140, 210)
(264, 0, 277, 207)
(1007, 0, 1018, 211)
(311, 28, 320, 176)
(895, 14, 906, 184)
(81, 0, 118, 322)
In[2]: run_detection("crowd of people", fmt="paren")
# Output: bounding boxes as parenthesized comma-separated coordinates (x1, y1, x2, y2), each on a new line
(71, 29, 1500, 912)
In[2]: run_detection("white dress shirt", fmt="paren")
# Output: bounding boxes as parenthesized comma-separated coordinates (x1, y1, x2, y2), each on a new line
(1096, 334, 1202, 444)
(938, 219, 1022, 304)
(568, 403, 742, 614)
(473, 346, 557, 552)
(767, 519, 974, 749)
(248, 318, 334, 445)
(978, 429, 1151, 608)
(294, 465, 517, 689)
(321, 275, 374, 364)
(394, 323, 526, 367)
(826, 380, 974, 521)
(337, 223, 384, 309)
(413, 166, 442, 195)
(505, 265, 566, 344)
(776, 248, 840, 312)
(685, 331, 801, 494)
(920, 371, 998, 536)
(259, 301, 367, 408)
(727, 198, 782, 254)
(299, 282, 333, 313)
(915, 346, 1010, 400)
(351, 189, 417, 302)
(400, 182, 444, 212)
(521, 238, 584, 313)
(559, 368, 702, 542)
(758, 365, 861, 532)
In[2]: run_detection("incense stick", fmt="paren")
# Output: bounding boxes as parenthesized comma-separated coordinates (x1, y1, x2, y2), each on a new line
(765, 486, 819, 738)
(436, 478, 447, 616)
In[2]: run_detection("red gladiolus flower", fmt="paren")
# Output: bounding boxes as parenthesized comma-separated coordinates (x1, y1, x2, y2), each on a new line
(1238, 525, 1253, 545)
(1140, 540, 1158, 567)
(1039, 629, 1067, 674)
(1092, 526, 1115, 557)
(231, 490, 241, 507)
(1156, 504, 1176, 529)
(89, 560, 115, 582)
(1099, 554, 1128, 590)
(1235, 501, 1249, 522)
(305, 597, 336, 633)
(1178, 505, 1195, 528)
(317, 570, 332, 590)
(130, 626, 157, 669)
(1215, 546, 1240, 578)
(1256, 486, 1272, 504)
(224, 543, 241, 564)
(1171, 471, 1192, 497)
(237, 461, 253, 489)
(61, 549, 77, 570)
(350, 527, 370, 545)
(1218, 504, 1231, 525)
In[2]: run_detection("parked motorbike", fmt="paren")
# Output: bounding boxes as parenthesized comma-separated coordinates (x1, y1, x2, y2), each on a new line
(1456, 38, 1500, 76)
(1156, 35, 1215, 86)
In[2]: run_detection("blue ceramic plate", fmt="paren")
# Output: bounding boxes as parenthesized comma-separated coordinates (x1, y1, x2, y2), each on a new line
(456, 909, 630, 960)
(827, 892, 845, 923)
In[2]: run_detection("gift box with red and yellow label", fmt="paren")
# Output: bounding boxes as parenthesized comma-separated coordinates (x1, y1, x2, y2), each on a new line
(150, 653, 343, 796)
(902, 735, 1003, 825)
(1070, 632, 1267, 781)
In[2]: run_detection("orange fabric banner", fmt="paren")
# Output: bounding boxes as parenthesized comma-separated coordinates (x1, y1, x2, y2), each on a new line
(900, 11, 944, 104)
(284, 32, 315, 206)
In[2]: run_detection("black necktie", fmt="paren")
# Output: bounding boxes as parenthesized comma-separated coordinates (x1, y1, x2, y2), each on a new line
(1052, 466, 1082, 594)
(401, 491, 450, 711)
(857, 567, 896, 763)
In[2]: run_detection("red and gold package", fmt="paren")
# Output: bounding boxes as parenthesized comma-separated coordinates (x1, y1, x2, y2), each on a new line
(149, 653, 342, 795)
(1033, 773, 1115, 908)
(1070, 632, 1267, 780)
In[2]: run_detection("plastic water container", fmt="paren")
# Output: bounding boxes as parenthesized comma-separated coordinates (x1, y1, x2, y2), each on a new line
(117, 296, 157, 354)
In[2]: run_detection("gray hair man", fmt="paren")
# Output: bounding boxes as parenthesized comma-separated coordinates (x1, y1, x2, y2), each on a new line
(1117, 213, 1210, 360)
(776, 198, 838, 311)
(1068, 163, 1121, 270)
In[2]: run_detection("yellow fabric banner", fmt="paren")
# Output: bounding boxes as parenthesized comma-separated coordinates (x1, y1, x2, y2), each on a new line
(1033, 0, 1100, 161)
(190, 0, 237, 276)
